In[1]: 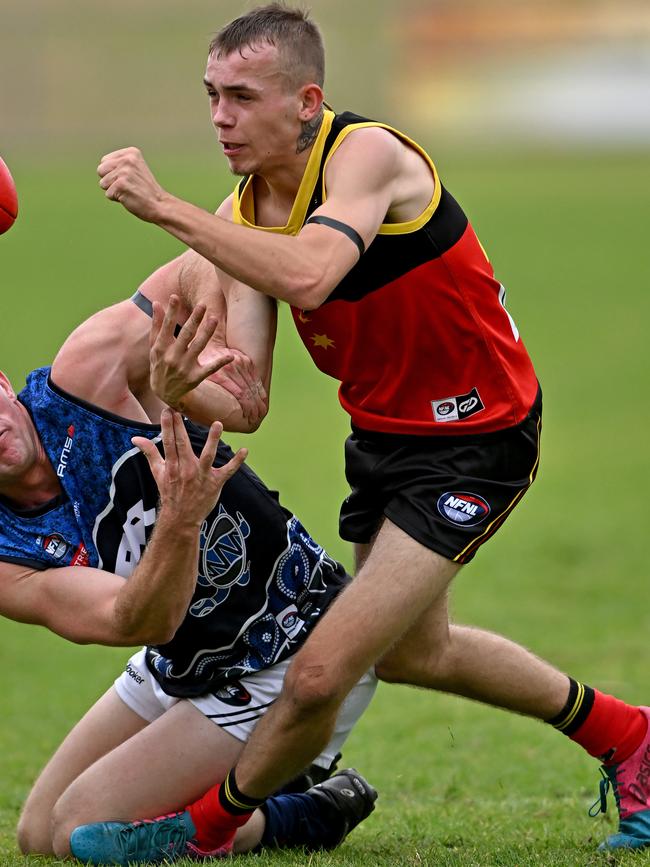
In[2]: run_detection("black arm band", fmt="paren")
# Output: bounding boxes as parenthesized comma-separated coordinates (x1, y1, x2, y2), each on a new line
(131, 289, 153, 317)
(131, 290, 182, 337)
(305, 215, 366, 257)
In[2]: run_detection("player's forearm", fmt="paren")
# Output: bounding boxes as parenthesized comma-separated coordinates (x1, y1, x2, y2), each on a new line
(154, 196, 323, 307)
(112, 508, 201, 645)
(178, 381, 267, 433)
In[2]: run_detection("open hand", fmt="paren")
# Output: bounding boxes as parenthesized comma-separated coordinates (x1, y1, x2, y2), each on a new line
(150, 295, 235, 410)
(132, 409, 246, 527)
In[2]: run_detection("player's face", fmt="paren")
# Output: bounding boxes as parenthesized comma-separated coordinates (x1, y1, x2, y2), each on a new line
(204, 43, 304, 176)
(0, 373, 39, 480)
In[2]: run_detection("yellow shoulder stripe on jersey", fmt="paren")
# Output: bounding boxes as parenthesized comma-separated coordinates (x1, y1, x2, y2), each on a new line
(232, 110, 335, 236)
(320, 122, 442, 236)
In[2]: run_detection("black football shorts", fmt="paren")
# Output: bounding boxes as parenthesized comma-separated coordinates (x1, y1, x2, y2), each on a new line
(339, 390, 542, 564)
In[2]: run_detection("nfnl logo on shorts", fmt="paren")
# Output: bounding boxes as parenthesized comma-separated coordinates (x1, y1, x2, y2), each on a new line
(437, 492, 491, 526)
(432, 387, 484, 423)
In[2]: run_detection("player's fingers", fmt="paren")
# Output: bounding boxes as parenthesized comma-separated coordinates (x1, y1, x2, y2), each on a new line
(98, 168, 122, 191)
(251, 382, 268, 421)
(176, 304, 206, 350)
(215, 447, 248, 484)
(172, 408, 194, 462)
(131, 435, 164, 479)
(198, 420, 224, 472)
(222, 362, 248, 394)
(97, 156, 119, 178)
(150, 300, 165, 348)
(202, 351, 235, 379)
(98, 148, 143, 181)
(256, 380, 268, 403)
(188, 314, 219, 357)
(159, 408, 179, 471)
(158, 295, 180, 346)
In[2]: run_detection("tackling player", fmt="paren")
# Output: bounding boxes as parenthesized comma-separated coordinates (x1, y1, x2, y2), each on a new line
(89, 2, 650, 856)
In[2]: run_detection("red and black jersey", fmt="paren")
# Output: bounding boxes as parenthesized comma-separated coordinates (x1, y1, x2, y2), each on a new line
(233, 110, 539, 436)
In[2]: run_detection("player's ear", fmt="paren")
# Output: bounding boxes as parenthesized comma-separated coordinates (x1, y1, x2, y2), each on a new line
(298, 83, 324, 122)
(0, 371, 16, 400)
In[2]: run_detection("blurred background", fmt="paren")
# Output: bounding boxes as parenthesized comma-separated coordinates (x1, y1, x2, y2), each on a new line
(3, 0, 650, 153)
(0, 2, 649, 858)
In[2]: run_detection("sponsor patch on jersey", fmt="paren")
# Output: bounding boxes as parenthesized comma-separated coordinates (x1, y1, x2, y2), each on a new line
(70, 543, 89, 567)
(213, 682, 252, 707)
(437, 492, 491, 526)
(56, 424, 75, 478)
(42, 532, 69, 559)
(431, 387, 485, 423)
(276, 604, 305, 639)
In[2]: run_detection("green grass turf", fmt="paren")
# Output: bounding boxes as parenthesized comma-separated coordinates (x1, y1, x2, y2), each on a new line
(1, 149, 649, 865)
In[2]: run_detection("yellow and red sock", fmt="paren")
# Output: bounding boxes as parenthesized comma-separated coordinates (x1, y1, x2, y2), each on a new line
(187, 769, 264, 851)
(548, 678, 647, 763)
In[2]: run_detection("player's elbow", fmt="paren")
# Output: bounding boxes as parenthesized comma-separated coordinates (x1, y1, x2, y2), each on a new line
(112, 615, 178, 647)
(281, 264, 331, 311)
(131, 622, 178, 645)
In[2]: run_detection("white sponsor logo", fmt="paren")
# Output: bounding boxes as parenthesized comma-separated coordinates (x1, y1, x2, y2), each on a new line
(432, 397, 459, 422)
(276, 604, 305, 639)
(57, 425, 76, 477)
(437, 492, 491, 526)
(432, 388, 485, 423)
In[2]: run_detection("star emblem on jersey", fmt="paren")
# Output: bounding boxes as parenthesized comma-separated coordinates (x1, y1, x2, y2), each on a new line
(311, 333, 335, 349)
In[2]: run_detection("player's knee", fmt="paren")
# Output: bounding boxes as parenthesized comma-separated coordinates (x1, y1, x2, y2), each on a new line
(284, 655, 346, 715)
(16, 812, 37, 855)
(16, 807, 52, 856)
(50, 792, 77, 858)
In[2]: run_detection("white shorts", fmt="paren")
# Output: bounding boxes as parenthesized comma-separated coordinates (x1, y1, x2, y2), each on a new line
(114, 649, 377, 770)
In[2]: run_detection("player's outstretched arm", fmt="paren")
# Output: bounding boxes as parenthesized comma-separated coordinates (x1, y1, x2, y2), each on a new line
(97, 131, 400, 309)
(0, 411, 246, 646)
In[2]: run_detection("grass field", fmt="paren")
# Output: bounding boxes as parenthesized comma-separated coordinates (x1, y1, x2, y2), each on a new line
(1, 149, 650, 866)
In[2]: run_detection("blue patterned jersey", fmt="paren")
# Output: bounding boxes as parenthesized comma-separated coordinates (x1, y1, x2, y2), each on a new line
(1, 368, 349, 696)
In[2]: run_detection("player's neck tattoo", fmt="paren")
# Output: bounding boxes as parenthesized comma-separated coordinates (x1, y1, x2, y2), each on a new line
(296, 109, 323, 154)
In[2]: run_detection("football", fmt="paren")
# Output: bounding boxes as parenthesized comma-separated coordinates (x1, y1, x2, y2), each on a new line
(0, 156, 18, 234)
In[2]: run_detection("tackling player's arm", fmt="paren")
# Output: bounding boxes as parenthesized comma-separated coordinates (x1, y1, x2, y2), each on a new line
(140, 198, 276, 430)
(98, 129, 410, 310)
(0, 411, 246, 646)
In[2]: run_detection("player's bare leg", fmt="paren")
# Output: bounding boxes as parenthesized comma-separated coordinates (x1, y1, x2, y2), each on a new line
(17, 688, 148, 855)
(50, 699, 244, 856)
(376, 595, 569, 718)
(373, 554, 650, 851)
(234, 519, 460, 798)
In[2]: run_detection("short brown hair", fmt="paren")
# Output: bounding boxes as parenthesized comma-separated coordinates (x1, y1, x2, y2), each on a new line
(209, 3, 325, 89)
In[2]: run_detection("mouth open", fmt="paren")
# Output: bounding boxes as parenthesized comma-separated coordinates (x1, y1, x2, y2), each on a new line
(221, 142, 245, 156)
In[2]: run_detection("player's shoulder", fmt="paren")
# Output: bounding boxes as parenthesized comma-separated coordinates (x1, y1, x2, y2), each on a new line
(51, 300, 146, 401)
(334, 124, 402, 158)
(215, 192, 235, 221)
(325, 125, 403, 193)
